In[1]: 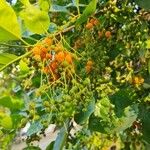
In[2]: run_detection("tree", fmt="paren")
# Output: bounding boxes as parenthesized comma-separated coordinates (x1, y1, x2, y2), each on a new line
(0, 0, 150, 149)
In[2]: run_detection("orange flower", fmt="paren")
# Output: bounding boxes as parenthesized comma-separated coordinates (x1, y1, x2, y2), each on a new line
(85, 22, 94, 30)
(55, 51, 65, 62)
(105, 31, 112, 39)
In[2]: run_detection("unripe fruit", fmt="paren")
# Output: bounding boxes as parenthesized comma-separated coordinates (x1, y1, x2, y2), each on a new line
(43, 101, 50, 107)
(34, 115, 40, 120)
(29, 110, 35, 116)
(29, 102, 36, 109)
(21, 118, 28, 127)
(83, 78, 90, 85)
(45, 108, 51, 113)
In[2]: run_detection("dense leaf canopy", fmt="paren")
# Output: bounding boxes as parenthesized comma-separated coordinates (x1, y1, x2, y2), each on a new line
(0, 0, 150, 149)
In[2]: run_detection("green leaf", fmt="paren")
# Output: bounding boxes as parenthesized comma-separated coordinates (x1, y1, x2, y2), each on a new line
(0, 0, 21, 41)
(27, 121, 43, 136)
(39, 0, 51, 12)
(48, 23, 58, 33)
(146, 39, 150, 48)
(88, 115, 106, 133)
(46, 141, 55, 150)
(74, 98, 95, 124)
(89, 105, 138, 134)
(89, 97, 138, 134)
(0, 96, 24, 111)
(11, 114, 23, 129)
(72, 0, 80, 14)
(12, 1, 24, 14)
(135, 0, 150, 10)
(1, 115, 13, 130)
(53, 121, 69, 150)
(76, 0, 98, 25)
(0, 96, 12, 108)
(0, 53, 18, 71)
(143, 83, 150, 89)
(114, 105, 138, 132)
(0, 53, 17, 65)
(109, 89, 136, 117)
(20, 3, 50, 34)
(11, 97, 24, 110)
(139, 105, 150, 144)
(50, 5, 68, 12)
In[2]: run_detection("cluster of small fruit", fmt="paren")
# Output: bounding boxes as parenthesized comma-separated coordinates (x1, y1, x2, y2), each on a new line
(85, 18, 112, 40)
(42, 78, 93, 125)
(32, 37, 74, 81)
(85, 15, 145, 87)
(85, 18, 99, 29)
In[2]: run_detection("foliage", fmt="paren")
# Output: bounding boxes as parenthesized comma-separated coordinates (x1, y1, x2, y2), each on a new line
(0, 0, 150, 149)
(0, 0, 21, 41)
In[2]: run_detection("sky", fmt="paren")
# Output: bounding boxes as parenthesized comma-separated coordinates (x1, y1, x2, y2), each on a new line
(12, 0, 17, 5)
